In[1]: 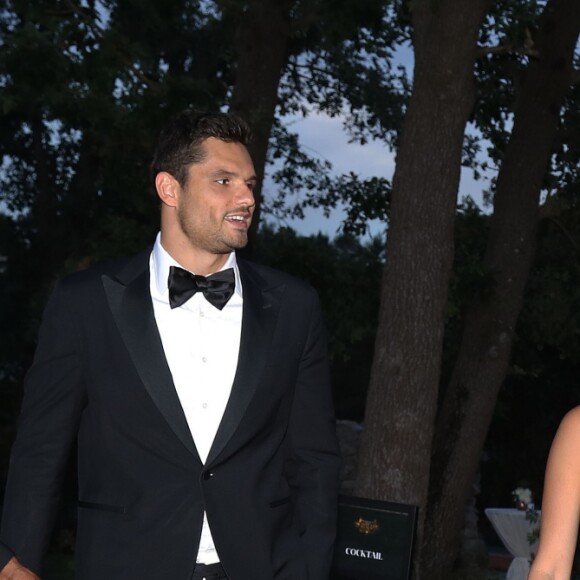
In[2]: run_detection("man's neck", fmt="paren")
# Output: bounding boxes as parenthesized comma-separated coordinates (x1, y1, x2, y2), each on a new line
(159, 233, 230, 276)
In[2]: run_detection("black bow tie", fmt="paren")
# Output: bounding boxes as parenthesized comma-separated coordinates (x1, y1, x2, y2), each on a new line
(168, 266, 236, 310)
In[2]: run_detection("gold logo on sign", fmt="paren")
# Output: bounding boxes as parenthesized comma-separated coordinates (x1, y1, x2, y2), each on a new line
(354, 517, 380, 535)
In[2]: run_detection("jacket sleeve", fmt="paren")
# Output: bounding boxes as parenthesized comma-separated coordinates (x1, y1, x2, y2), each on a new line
(0, 279, 86, 574)
(285, 289, 341, 580)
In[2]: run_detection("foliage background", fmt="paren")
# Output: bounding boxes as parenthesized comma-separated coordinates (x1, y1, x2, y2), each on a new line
(0, 0, 579, 577)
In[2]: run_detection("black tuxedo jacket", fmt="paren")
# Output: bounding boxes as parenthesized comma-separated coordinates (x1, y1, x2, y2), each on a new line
(0, 249, 340, 579)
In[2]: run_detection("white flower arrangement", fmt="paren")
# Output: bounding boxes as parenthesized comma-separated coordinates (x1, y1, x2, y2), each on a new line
(512, 487, 533, 505)
(511, 487, 540, 555)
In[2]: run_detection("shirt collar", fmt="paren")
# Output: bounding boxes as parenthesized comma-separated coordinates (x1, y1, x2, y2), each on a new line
(151, 232, 242, 299)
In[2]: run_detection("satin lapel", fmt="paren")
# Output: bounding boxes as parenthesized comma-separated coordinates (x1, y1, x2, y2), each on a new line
(102, 255, 200, 461)
(206, 262, 283, 465)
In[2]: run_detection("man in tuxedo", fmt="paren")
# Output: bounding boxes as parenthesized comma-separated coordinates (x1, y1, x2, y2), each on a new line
(0, 111, 340, 579)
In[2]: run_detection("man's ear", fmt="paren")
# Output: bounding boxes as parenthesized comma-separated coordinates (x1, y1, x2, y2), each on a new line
(155, 172, 180, 208)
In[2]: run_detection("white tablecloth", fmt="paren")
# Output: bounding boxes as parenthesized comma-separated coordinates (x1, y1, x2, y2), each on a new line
(485, 507, 541, 580)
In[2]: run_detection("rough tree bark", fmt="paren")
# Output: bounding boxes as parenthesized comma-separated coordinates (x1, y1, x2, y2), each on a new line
(354, 0, 487, 577)
(228, 0, 294, 239)
(424, 1, 580, 578)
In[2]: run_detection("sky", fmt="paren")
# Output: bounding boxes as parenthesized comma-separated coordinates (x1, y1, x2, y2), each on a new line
(261, 112, 395, 240)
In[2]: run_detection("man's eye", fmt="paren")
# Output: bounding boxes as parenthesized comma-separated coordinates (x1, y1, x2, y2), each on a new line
(216, 178, 230, 185)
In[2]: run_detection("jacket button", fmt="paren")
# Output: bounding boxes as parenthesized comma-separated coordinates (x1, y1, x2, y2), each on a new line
(203, 471, 214, 480)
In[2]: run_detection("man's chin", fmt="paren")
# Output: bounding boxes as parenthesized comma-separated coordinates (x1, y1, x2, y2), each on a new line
(227, 233, 249, 250)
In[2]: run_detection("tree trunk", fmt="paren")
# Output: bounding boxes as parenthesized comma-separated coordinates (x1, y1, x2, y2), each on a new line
(228, 0, 294, 240)
(354, 1, 487, 577)
(424, 1, 580, 578)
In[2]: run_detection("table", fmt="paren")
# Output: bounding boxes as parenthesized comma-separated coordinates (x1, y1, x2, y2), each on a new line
(485, 507, 541, 580)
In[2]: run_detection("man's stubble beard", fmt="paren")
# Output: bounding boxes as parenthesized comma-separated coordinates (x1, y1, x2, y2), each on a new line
(176, 205, 249, 256)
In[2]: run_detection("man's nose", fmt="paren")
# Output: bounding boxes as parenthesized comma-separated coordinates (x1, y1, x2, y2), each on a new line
(236, 182, 256, 208)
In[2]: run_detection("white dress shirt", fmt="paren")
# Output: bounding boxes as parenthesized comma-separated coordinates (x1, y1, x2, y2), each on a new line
(149, 233, 243, 564)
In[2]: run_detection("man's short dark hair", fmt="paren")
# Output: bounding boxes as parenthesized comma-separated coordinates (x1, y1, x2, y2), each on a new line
(151, 110, 252, 187)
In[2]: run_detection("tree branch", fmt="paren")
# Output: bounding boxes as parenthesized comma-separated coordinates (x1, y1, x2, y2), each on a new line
(547, 215, 580, 251)
(477, 43, 540, 58)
